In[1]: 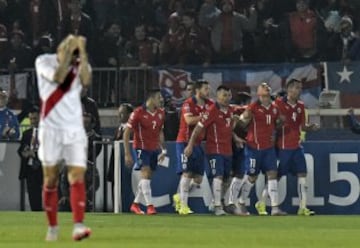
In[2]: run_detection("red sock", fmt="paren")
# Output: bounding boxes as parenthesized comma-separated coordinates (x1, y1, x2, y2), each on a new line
(70, 181, 86, 223)
(43, 186, 58, 226)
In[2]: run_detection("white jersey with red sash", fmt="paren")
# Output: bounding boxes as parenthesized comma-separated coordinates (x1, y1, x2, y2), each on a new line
(35, 54, 85, 131)
(35, 54, 89, 166)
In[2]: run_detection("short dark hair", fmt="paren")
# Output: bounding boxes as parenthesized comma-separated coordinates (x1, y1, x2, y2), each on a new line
(216, 85, 230, 92)
(193, 79, 209, 91)
(120, 103, 134, 114)
(286, 78, 302, 89)
(146, 88, 161, 100)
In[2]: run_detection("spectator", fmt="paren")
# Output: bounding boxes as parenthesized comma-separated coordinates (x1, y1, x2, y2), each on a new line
(252, 0, 285, 62)
(62, 0, 94, 52)
(327, 16, 360, 62)
(107, 103, 134, 207)
(6, 30, 33, 70)
(181, 10, 211, 65)
(33, 34, 53, 59)
(347, 107, 360, 134)
(0, 88, 20, 140)
(160, 14, 186, 65)
(18, 105, 42, 211)
(4, 0, 30, 38)
(283, 0, 327, 62)
(89, 0, 116, 31)
(125, 23, 160, 66)
(199, 0, 257, 64)
(83, 111, 102, 211)
(96, 21, 126, 67)
(81, 87, 101, 135)
(162, 91, 180, 141)
(0, 23, 9, 69)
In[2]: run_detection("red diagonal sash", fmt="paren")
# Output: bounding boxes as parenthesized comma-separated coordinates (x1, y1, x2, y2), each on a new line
(41, 66, 78, 119)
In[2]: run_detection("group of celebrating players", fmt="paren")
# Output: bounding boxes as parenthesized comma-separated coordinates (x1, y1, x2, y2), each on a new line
(123, 77, 320, 217)
(35, 35, 319, 242)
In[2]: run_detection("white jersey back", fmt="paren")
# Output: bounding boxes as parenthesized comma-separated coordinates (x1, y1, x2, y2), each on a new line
(35, 54, 84, 130)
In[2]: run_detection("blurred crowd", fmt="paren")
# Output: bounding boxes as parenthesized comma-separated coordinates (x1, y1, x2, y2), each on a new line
(0, 0, 360, 71)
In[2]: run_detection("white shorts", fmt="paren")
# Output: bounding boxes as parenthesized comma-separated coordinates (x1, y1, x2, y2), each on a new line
(38, 126, 88, 167)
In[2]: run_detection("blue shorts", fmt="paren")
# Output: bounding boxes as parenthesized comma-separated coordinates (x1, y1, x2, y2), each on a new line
(133, 149, 160, 171)
(176, 142, 205, 175)
(232, 145, 246, 176)
(277, 147, 307, 177)
(245, 146, 277, 176)
(208, 154, 232, 179)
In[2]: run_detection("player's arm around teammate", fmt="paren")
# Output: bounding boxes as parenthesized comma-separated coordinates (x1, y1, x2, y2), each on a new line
(237, 83, 286, 216)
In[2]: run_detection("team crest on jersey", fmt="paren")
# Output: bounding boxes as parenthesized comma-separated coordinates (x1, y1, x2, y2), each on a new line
(273, 108, 277, 114)
(183, 103, 190, 112)
(202, 113, 209, 120)
(297, 107, 302, 114)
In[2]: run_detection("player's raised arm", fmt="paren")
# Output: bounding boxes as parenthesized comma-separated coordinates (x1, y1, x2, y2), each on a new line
(239, 108, 252, 127)
(53, 35, 78, 84)
(77, 36, 92, 87)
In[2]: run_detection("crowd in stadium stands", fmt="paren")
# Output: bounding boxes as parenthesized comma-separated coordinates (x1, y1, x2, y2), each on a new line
(0, 0, 360, 71)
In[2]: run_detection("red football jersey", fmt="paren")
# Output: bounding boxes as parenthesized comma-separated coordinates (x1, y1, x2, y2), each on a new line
(246, 101, 279, 150)
(275, 97, 305, 149)
(199, 103, 234, 156)
(127, 106, 165, 150)
(176, 97, 213, 145)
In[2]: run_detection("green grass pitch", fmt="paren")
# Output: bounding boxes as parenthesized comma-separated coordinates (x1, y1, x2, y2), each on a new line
(1, 212, 360, 247)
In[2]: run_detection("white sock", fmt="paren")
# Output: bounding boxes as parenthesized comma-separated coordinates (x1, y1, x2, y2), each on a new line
(212, 178, 222, 206)
(228, 177, 244, 205)
(179, 176, 191, 206)
(189, 179, 201, 192)
(221, 179, 230, 205)
(260, 184, 268, 203)
(268, 179, 279, 207)
(298, 177, 307, 209)
(134, 182, 142, 203)
(238, 178, 254, 205)
(140, 179, 152, 206)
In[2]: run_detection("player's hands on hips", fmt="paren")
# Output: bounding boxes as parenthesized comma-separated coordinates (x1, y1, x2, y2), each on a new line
(125, 152, 134, 168)
(184, 145, 193, 158)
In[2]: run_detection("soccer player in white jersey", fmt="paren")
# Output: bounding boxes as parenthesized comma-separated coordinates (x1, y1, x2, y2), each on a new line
(35, 35, 92, 241)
